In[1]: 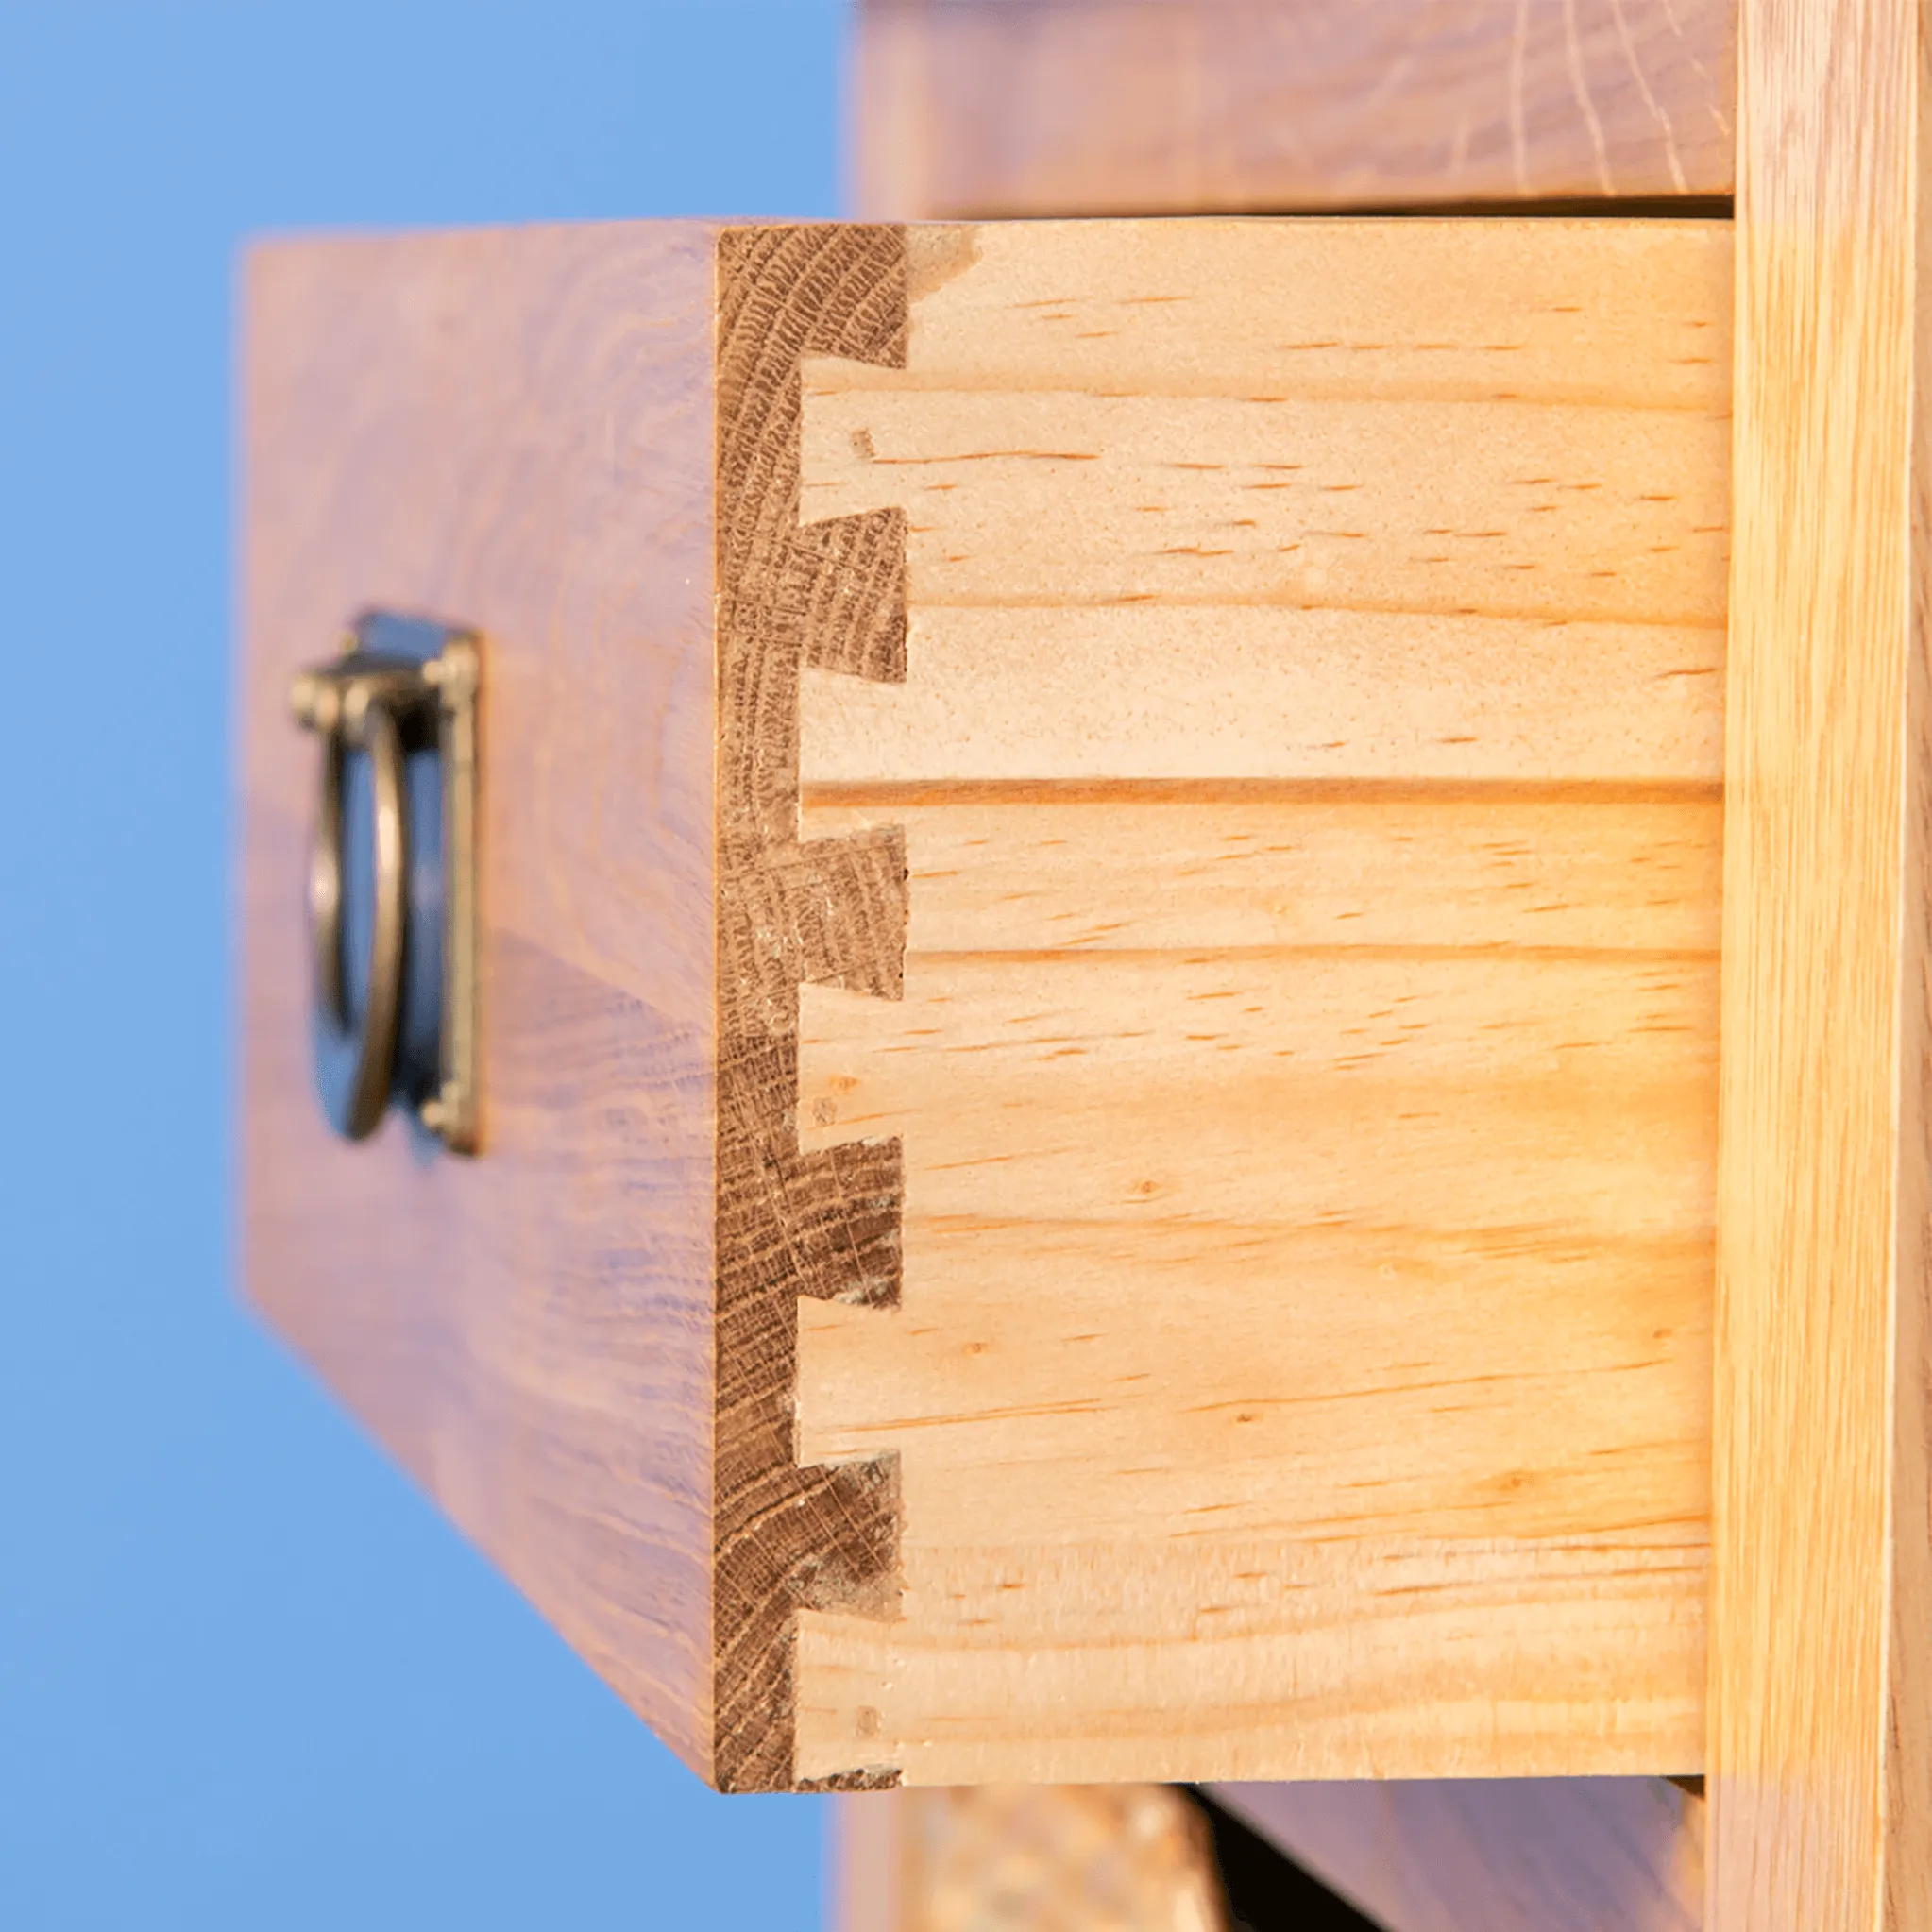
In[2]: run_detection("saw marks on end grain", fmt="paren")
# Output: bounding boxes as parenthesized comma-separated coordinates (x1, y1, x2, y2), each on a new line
(713, 225, 912, 1791)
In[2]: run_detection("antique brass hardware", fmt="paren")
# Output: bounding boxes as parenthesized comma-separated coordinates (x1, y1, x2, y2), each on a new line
(289, 612, 479, 1152)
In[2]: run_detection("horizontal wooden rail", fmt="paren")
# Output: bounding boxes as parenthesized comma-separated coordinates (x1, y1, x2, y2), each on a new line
(853, 0, 1737, 218)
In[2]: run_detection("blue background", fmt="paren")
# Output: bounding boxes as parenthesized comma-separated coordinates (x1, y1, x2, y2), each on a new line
(0, 4, 846, 1924)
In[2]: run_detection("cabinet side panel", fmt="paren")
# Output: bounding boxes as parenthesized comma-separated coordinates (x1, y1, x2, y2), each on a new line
(1709, 1, 1932, 1924)
(240, 225, 720, 1774)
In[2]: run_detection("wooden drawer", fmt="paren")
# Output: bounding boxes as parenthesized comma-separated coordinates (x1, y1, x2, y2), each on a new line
(241, 212, 1730, 1792)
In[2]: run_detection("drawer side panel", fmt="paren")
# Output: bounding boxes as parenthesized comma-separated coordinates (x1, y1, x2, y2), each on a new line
(792, 216, 1728, 1783)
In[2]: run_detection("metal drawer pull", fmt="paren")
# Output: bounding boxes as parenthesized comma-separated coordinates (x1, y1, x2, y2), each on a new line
(289, 612, 479, 1152)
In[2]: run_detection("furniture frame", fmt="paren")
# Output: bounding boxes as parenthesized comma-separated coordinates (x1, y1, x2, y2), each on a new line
(238, 3, 1932, 1925)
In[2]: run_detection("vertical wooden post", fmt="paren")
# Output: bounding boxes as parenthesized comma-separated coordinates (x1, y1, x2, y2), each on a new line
(1712, 1, 1932, 1924)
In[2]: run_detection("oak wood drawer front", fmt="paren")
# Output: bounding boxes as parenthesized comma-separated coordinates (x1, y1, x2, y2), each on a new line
(241, 215, 1730, 1791)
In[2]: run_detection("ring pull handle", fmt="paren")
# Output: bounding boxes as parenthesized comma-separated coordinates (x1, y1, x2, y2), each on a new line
(302, 687, 409, 1139)
(290, 613, 480, 1153)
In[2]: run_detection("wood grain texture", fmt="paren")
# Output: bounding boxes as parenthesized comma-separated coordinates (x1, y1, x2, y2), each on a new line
(1212, 1776, 1703, 1932)
(800, 791, 1725, 957)
(241, 225, 724, 1776)
(1708, 2, 1932, 1926)
(801, 218, 1730, 795)
(711, 225, 912, 1792)
(835, 1788, 1229, 1932)
(244, 221, 920, 1795)
(246, 212, 1738, 1795)
(790, 216, 1729, 1786)
(851, 0, 1737, 220)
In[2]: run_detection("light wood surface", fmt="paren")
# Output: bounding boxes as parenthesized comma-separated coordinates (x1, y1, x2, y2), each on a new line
(1212, 1777, 1703, 1932)
(711, 224, 912, 1792)
(852, 0, 1737, 220)
(835, 1787, 907, 1932)
(242, 225, 724, 1775)
(790, 216, 1729, 1785)
(1706, 1, 1932, 1926)
(242, 220, 915, 1792)
(246, 212, 1736, 1792)
(844, 44, 1733, 1907)
(838, 1781, 1695, 1931)
(835, 1788, 1229, 1932)
(801, 793, 1723, 956)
